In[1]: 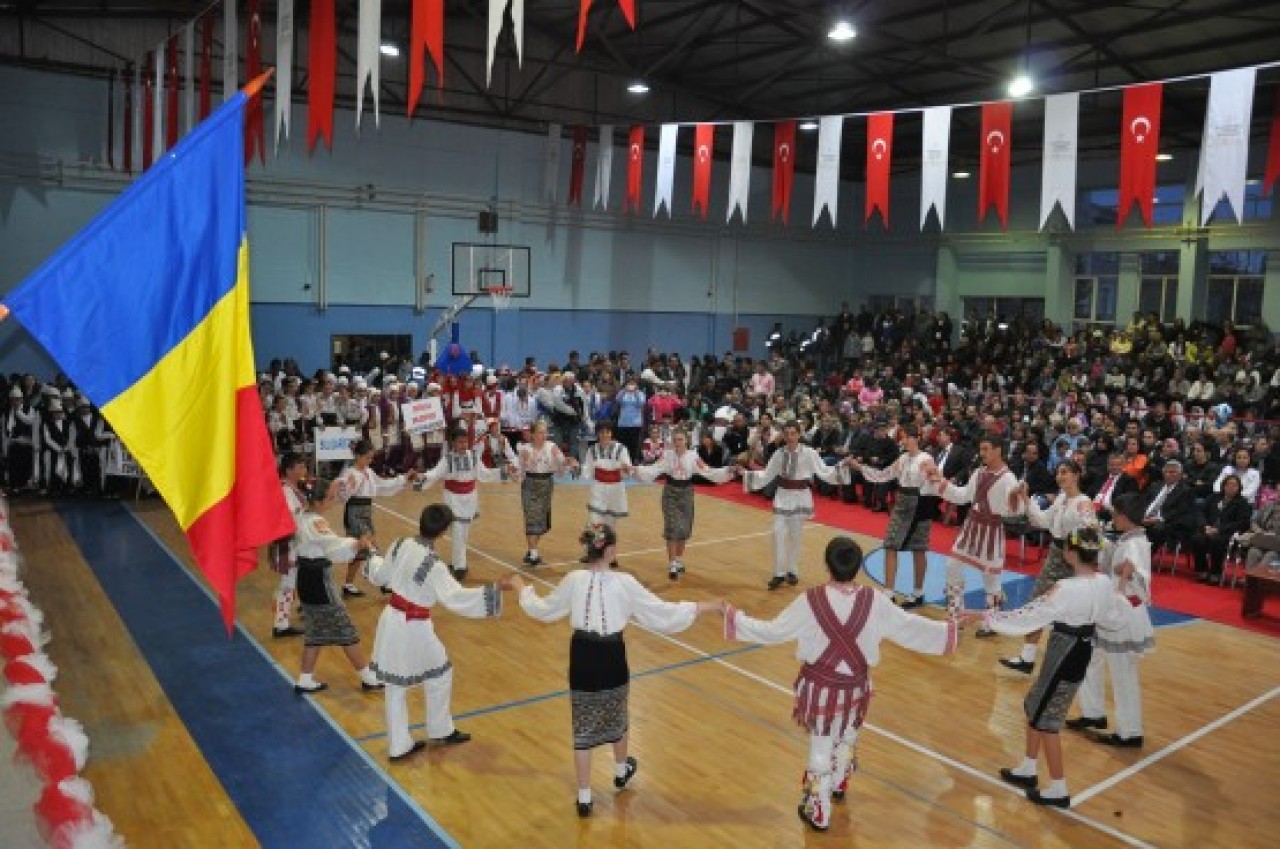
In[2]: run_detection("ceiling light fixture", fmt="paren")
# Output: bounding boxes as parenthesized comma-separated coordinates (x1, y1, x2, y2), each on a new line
(827, 21, 857, 42)
(1155, 152, 1173, 162)
(379, 43, 401, 58)
(1007, 74, 1034, 98)
(627, 80, 650, 95)
(799, 120, 819, 131)
(953, 170, 971, 179)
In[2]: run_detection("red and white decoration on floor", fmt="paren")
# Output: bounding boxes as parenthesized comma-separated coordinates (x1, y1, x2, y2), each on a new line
(0, 498, 122, 848)
(101, 3, 1275, 233)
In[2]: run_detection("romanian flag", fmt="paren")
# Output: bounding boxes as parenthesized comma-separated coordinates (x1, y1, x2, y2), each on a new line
(1, 86, 292, 631)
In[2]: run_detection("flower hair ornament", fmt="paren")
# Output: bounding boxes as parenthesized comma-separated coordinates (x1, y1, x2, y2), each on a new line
(1066, 527, 1103, 552)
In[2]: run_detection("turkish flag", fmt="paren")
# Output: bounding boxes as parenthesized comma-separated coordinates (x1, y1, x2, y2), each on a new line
(308, 0, 337, 152)
(1264, 88, 1280, 197)
(578, 1, 639, 52)
(772, 120, 796, 223)
(123, 66, 133, 174)
(692, 123, 714, 219)
(626, 124, 645, 213)
(408, 0, 445, 118)
(1118, 82, 1163, 228)
(244, 0, 265, 164)
(979, 101, 1013, 228)
(864, 112, 893, 227)
(142, 51, 154, 170)
(568, 125, 588, 206)
(199, 11, 213, 120)
(166, 35, 180, 149)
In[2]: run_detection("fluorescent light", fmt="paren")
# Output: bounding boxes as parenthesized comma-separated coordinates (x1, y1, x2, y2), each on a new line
(627, 80, 650, 94)
(379, 43, 400, 58)
(799, 120, 819, 131)
(1247, 178, 1261, 186)
(1156, 152, 1173, 162)
(1007, 74, 1034, 98)
(952, 170, 971, 179)
(827, 21, 857, 42)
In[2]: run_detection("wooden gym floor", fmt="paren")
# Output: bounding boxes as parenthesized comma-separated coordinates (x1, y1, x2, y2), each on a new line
(10, 478, 1279, 848)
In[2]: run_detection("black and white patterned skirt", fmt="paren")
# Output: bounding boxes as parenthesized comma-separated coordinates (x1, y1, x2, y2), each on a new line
(1024, 624, 1094, 732)
(297, 557, 360, 647)
(522, 473, 554, 536)
(884, 489, 934, 551)
(662, 482, 696, 541)
(569, 630, 629, 750)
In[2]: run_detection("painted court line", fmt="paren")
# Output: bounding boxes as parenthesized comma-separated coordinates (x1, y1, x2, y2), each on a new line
(538, 526, 785, 570)
(1072, 685, 1280, 806)
(375, 503, 1154, 849)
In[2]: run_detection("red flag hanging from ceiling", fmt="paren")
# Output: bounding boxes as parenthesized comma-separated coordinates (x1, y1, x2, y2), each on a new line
(1117, 82, 1163, 228)
(1264, 88, 1280, 197)
(142, 51, 155, 170)
(577, 1, 638, 52)
(626, 124, 644, 213)
(692, 123, 714, 219)
(772, 120, 796, 224)
(244, 0, 265, 164)
(979, 101, 1013, 228)
(408, 0, 445, 117)
(864, 112, 893, 227)
(308, 0, 337, 152)
(568, 126, 588, 206)
(165, 34, 180, 149)
(199, 11, 213, 120)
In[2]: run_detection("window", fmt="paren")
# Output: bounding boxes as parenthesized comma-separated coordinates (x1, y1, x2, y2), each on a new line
(1206, 251, 1266, 326)
(1073, 252, 1119, 328)
(1079, 186, 1184, 227)
(1139, 252, 1179, 323)
(866, 294, 934, 314)
(962, 297, 1045, 328)
(1205, 181, 1275, 223)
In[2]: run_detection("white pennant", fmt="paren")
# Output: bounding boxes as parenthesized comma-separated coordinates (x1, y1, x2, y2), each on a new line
(594, 125, 614, 210)
(275, 0, 294, 149)
(356, 0, 382, 129)
(544, 123, 562, 205)
(153, 43, 165, 155)
(1194, 68, 1256, 226)
(183, 21, 195, 134)
(487, 0, 525, 88)
(727, 121, 753, 223)
(654, 124, 678, 217)
(1040, 92, 1079, 230)
(812, 116, 843, 227)
(920, 106, 951, 230)
(223, 0, 237, 101)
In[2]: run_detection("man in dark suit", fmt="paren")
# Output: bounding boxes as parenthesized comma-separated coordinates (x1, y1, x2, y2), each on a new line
(932, 428, 970, 484)
(1141, 460, 1202, 551)
(1091, 453, 1141, 523)
(1014, 441, 1057, 499)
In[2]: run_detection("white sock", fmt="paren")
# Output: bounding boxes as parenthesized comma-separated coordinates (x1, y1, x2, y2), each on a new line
(1012, 756, 1038, 778)
(615, 760, 630, 779)
(359, 666, 379, 686)
(1020, 644, 1038, 663)
(297, 673, 316, 687)
(912, 587, 924, 598)
(529, 548, 538, 558)
(577, 789, 592, 804)
(1043, 778, 1068, 798)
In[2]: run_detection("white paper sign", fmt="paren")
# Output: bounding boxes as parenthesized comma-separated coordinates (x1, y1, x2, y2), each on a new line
(401, 397, 446, 434)
(316, 426, 362, 461)
(106, 439, 142, 478)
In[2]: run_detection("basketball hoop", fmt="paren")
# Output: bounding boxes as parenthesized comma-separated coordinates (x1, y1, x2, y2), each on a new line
(485, 285, 513, 310)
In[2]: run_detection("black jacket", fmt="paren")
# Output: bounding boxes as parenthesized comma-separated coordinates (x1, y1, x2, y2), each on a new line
(1203, 493, 1252, 538)
(1143, 482, 1201, 536)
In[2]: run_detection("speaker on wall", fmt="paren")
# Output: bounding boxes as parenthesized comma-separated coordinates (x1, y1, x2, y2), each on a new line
(478, 211, 499, 233)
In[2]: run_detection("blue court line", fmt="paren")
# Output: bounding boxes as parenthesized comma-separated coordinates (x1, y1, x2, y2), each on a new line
(355, 644, 763, 744)
(55, 501, 458, 849)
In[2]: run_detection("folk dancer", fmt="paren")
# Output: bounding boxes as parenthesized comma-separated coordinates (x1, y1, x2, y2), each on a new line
(292, 478, 384, 694)
(579, 421, 634, 568)
(725, 538, 958, 831)
(977, 527, 1128, 809)
(928, 435, 1021, 626)
(38, 398, 77, 496)
(1069, 493, 1154, 748)
(633, 428, 737, 579)
(845, 425, 938, 608)
(2, 387, 37, 492)
(514, 420, 577, 566)
(366, 504, 516, 759)
(1000, 460, 1099, 673)
(335, 439, 416, 597)
(742, 420, 847, 590)
(478, 417, 516, 470)
(415, 426, 510, 579)
(269, 454, 309, 638)
(513, 525, 720, 817)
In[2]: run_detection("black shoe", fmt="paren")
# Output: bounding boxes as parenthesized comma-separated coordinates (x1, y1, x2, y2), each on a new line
(576, 801, 593, 818)
(786, 573, 799, 586)
(609, 560, 620, 569)
(1065, 716, 1107, 731)
(272, 626, 305, 639)
(669, 566, 680, 580)
(362, 681, 385, 692)
(380, 586, 392, 595)
(767, 576, 786, 590)
(974, 628, 997, 639)
(614, 756, 638, 789)
(389, 740, 426, 762)
(999, 657, 1035, 674)
(293, 681, 328, 695)
(899, 595, 925, 610)
(452, 568, 468, 580)
(1097, 733, 1143, 748)
(431, 729, 472, 746)
(1027, 789, 1070, 808)
(342, 584, 365, 598)
(797, 804, 829, 832)
(999, 768, 1038, 790)
(579, 554, 592, 564)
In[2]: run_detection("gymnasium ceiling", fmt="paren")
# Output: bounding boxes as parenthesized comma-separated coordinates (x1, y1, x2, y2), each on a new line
(1, 1, 1279, 172)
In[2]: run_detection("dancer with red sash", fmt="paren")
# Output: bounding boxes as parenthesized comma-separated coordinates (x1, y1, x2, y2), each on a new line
(415, 426, 511, 578)
(724, 537, 958, 831)
(579, 421, 633, 567)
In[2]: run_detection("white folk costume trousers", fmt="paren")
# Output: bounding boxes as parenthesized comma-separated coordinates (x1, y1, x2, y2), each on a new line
(804, 726, 858, 829)
(450, 522, 471, 573)
(1077, 650, 1144, 738)
(385, 671, 456, 757)
(273, 568, 298, 630)
(773, 515, 805, 577)
(944, 559, 1002, 616)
